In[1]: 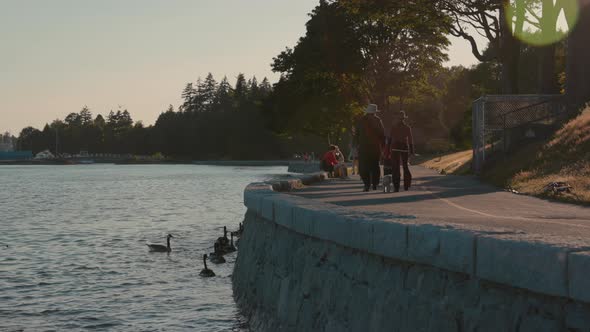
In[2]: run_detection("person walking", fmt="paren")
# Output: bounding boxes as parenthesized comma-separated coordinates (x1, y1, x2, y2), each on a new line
(354, 104, 385, 192)
(389, 111, 415, 192)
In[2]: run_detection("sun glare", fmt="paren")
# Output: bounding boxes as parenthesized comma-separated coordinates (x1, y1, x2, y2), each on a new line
(506, 0, 580, 46)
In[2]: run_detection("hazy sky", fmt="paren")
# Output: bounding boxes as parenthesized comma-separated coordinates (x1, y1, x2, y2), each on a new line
(1, 0, 479, 134)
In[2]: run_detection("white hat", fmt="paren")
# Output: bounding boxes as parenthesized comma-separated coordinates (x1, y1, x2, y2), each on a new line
(364, 104, 379, 114)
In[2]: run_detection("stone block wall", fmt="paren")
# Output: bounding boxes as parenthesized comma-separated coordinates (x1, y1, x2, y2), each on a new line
(287, 161, 321, 174)
(232, 177, 590, 332)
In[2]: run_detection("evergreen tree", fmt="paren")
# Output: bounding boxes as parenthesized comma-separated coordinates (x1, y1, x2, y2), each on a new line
(259, 77, 272, 98)
(94, 114, 106, 128)
(249, 76, 260, 101)
(181, 83, 197, 112)
(216, 76, 234, 111)
(199, 73, 218, 111)
(79, 106, 93, 125)
(193, 78, 206, 112)
(234, 73, 248, 106)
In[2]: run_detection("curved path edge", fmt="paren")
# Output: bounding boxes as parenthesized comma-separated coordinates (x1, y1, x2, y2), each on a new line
(242, 172, 590, 303)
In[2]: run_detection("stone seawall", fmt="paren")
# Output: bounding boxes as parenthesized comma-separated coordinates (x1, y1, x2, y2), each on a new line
(287, 161, 320, 174)
(232, 176, 590, 332)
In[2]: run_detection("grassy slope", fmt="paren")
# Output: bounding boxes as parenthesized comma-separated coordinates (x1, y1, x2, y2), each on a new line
(418, 108, 590, 205)
(416, 149, 473, 175)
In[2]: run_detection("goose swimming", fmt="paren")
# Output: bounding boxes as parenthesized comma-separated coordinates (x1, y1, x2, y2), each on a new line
(199, 254, 215, 277)
(209, 243, 226, 264)
(224, 233, 237, 253)
(147, 234, 173, 252)
(216, 226, 229, 247)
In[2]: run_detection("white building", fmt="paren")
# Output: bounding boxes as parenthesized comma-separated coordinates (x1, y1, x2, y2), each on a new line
(34, 150, 55, 160)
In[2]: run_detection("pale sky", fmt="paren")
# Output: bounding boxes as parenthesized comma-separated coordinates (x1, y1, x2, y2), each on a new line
(0, 0, 479, 135)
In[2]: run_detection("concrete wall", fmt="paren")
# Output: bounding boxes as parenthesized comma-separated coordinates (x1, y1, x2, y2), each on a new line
(233, 176, 590, 332)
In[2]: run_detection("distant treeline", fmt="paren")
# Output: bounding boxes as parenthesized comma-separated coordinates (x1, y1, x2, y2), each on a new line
(16, 74, 316, 159)
(16, 1, 569, 159)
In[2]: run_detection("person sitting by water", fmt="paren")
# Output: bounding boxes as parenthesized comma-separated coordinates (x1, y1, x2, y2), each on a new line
(320, 145, 339, 177)
(333, 146, 348, 178)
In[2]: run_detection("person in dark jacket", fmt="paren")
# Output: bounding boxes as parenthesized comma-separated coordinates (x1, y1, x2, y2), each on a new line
(354, 104, 385, 191)
(388, 111, 415, 192)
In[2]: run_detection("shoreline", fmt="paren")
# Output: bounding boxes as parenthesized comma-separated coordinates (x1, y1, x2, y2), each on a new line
(0, 159, 292, 166)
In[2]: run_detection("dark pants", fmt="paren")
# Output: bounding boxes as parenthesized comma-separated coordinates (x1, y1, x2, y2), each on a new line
(359, 152, 380, 189)
(392, 147, 412, 191)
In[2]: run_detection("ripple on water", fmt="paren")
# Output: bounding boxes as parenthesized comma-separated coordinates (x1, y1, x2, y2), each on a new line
(0, 165, 286, 331)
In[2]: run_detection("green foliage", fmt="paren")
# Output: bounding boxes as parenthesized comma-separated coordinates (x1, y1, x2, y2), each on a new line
(269, 0, 451, 146)
(17, 74, 284, 159)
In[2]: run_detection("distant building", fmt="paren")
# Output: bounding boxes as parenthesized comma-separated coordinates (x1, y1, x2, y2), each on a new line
(34, 150, 55, 160)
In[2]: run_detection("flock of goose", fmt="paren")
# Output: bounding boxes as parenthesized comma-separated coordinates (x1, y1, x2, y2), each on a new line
(146, 223, 244, 278)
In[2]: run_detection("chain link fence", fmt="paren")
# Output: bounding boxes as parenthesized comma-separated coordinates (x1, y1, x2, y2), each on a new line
(472, 95, 569, 173)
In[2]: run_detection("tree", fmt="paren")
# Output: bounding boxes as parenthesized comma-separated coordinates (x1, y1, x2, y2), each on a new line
(94, 114, 106, 128)
(199, 73, 218, 111)
(441, 0, 524, 93)
(79, 106, 93, 125)
(270, 0, 365, 140)
(181, 83, 197, 112)
(566, 1, 590, 106)
(342, 0, 450, 117)
(259, 77, 272, 98)
(215, 76, 234, 111)
(17, 126, 42, 153)
(64, 112, 82, 126)
(234, 73, 249, 107)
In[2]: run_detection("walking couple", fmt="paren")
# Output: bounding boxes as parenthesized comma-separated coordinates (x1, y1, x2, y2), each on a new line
(353, 103, 414, 192)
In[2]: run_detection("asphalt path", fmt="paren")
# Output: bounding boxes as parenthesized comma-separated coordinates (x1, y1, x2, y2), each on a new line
(290, 166, 590, 239)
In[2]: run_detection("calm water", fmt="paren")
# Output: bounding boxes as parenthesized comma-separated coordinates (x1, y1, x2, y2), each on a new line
(0, 165, 287, 332)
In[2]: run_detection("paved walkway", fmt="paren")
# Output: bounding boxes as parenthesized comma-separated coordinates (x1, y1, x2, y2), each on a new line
(290, 166, 590, 239)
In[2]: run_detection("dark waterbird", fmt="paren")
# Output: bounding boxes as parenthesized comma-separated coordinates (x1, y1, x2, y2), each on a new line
(209, 243, 226, 264)
(225, 233, 237, 253)
(216, 226, 229, 247)
(199, 254, 215, 277)
(146, 234, 174, 252)
(231, 222, 244, 238)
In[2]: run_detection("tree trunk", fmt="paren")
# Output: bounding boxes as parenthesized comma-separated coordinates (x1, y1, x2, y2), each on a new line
(499, 1, 521, 94)
(566, 0, 590, 106)
(538, 44, 559, 94)
(537, 0, 559, 94)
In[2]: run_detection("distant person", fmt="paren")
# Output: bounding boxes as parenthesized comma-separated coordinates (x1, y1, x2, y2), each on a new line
(320, 145, 339, 177)
(348, 126, 359, 175)
(303, 152, 310, 163)
(354, 104, 385, 191)
(388, 111, 415, 192)
(334, 145, 348, 178)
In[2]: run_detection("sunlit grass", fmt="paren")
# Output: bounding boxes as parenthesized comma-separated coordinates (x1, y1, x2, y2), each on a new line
(485, 107, 590, 205)
(419, 107, 590, 205)
(417, 149, 473, 175)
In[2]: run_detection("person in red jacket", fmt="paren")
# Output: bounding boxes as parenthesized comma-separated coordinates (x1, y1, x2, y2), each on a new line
(321, 145, 339, 177)
(388, 111, 415, 192)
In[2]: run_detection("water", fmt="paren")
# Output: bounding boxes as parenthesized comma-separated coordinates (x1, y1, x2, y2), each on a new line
(0, 165, 287, 331)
